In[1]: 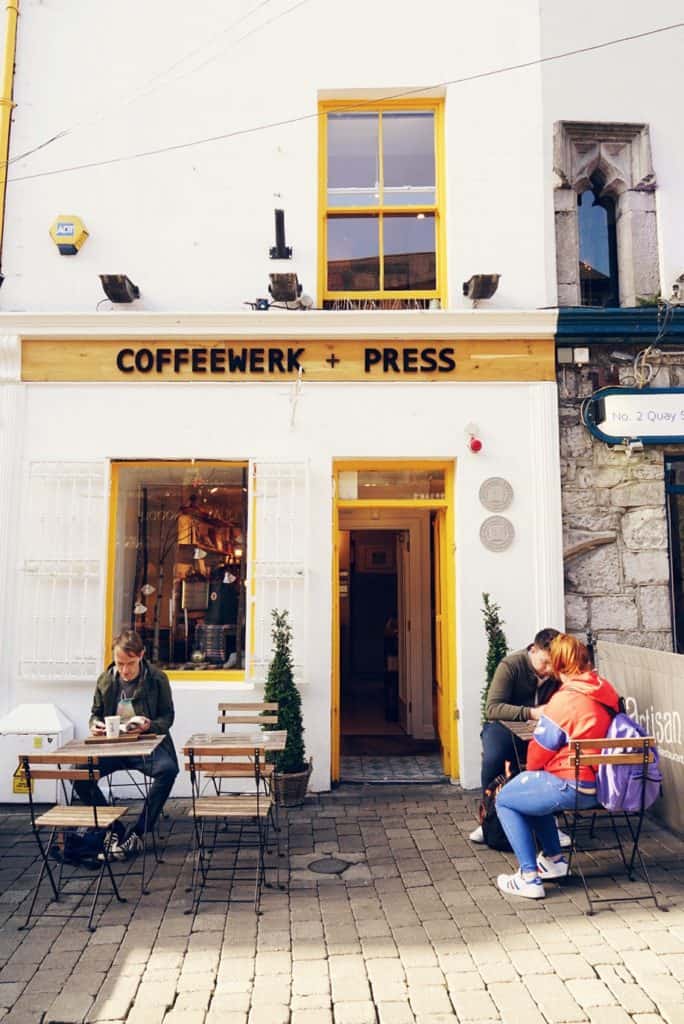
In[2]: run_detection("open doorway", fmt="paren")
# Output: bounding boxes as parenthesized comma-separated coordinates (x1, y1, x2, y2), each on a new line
(338, 510, 441, 777)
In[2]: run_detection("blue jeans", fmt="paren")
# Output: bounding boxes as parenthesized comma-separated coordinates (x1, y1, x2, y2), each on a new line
(73, 747, 178, 836)
(480, 721, 527, 790)
(496, 770, 598, 873)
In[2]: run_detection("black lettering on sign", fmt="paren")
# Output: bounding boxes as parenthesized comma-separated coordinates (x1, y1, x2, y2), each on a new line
(156, 348, 172, 372)
(191, 348, 207, 373)
(365, 348, 382, 372)
(249, 349, 265, 373)
(269, 349, 285, 373)
(116, 348, 135, 373)
(403, 348, 418, 373)
(438, 348, 456, 372)
(210, 348, 226, 373)
(136, 349, 154, 373)
(227, 349, 247, 372)
(383, 348, 400, 372)
(174, 348, 190, 373)
(287, 348, 305, 371)
(420, 348, 437, 372)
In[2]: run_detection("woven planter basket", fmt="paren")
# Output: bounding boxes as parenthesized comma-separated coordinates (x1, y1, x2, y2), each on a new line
(273, 759, 313, 808)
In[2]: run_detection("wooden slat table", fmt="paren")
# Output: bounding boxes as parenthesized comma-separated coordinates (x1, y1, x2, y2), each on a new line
(500, 720, 536, 771)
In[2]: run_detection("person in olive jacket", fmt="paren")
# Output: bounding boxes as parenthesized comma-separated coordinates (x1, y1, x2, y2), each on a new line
(73, 629, 178, 860)
(470, 627, 561, 844)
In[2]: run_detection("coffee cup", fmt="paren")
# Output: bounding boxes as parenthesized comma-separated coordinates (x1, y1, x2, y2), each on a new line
(104, 715, 121, 738)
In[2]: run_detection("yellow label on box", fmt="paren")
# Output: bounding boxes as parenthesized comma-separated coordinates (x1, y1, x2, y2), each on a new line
(33, 735, 43, 749)
(13, 765, 32, 795)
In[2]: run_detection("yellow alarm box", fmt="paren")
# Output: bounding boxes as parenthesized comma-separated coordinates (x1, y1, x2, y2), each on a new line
(50, 214, 89, 255)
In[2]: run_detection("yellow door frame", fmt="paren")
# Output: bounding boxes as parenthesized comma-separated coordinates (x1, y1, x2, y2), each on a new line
(331, 459, 457, 783)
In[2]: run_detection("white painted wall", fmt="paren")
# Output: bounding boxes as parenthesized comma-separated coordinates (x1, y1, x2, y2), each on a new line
(1, 0, 549, 311)
(0, 367, 563, 792)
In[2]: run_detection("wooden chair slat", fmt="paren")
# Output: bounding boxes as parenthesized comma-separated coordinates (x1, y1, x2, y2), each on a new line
(576, 751, 655, 766)
(184, 760, 270, 773)
(218, 702, 278, 711)
(570, 736, 655, 749)
(184, 745, 269, 756)
(217, 715, 279, 725)
(26, 769, 101, 782)
(188, 796, 272, 818)
(34, 806, 128, 828)
(19, 753, 101, 765)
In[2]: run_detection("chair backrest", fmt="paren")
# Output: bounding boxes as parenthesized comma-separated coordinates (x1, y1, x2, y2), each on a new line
(570, 736, 659, 813)
(217, 702, 279, 731)
(18, 752, 102, 783)
(18, 753, 102, 824)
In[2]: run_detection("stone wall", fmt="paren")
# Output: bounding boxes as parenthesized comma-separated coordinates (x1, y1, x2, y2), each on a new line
(558, 347, 682, 652)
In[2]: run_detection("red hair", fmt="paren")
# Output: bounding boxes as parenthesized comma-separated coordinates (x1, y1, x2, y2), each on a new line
(549, 633, 592, 677)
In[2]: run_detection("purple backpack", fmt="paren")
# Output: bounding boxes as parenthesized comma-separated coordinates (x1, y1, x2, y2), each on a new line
(596, 712, 662, 813)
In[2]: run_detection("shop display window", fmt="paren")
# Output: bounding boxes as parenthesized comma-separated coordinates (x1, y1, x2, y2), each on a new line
(110, 462, 248, 672)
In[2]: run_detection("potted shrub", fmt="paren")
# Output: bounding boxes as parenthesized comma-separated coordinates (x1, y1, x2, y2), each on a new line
(263, 609, 311, 806)
(480, 592, 509, 723)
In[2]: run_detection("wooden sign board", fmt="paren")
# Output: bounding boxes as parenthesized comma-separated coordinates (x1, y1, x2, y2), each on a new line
(21, 337, 555, 383)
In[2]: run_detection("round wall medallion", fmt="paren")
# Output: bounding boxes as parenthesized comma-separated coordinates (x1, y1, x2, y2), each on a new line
(480, 515, 515, 552)
(479, 477, 514, 512)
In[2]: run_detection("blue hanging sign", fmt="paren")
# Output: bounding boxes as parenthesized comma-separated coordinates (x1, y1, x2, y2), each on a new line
(583, 387, 684, 445)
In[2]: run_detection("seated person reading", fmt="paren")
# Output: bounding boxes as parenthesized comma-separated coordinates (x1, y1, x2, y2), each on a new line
(470, 627, 562, 844)
(73, 629, 179, 860)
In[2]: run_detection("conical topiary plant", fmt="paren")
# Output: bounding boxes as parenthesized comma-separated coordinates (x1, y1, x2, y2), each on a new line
(263, 609, 306, 774)
(481, 593, 509, 724)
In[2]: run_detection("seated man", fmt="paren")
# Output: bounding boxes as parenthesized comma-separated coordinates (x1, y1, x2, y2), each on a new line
(470, 627, 566, 844)
(73, 629, 179, 859)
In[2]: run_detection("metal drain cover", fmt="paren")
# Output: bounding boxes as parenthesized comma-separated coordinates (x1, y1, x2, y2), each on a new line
(308, 856, 351, 875)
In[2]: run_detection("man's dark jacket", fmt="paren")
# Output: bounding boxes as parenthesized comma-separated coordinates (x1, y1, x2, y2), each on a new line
(88, 660, 178, 764)
(486, 648, 558, 722)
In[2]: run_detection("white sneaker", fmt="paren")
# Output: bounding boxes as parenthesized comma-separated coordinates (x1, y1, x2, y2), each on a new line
(558, 829, 572, 849)
(99, 831, 143, 862)
(497, 871, 545, 900)
(469, 825, 485, 843)
(537, 853, 569, 879)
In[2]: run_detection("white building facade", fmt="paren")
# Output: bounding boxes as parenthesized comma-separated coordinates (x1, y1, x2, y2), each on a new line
(0, 1, 682, 791)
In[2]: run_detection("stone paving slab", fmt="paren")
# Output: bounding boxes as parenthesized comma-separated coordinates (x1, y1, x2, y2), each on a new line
(0, 784, 682, 1023)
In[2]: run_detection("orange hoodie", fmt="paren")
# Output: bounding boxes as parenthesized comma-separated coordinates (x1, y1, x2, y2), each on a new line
(526, 671, 621, 783)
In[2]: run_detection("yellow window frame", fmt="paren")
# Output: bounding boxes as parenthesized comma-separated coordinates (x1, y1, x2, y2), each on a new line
(318, 98, 447, 304)
(105, 460, 249, 682)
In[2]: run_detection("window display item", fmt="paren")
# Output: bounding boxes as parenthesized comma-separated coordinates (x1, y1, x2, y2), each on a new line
(182, 577, 209, 610)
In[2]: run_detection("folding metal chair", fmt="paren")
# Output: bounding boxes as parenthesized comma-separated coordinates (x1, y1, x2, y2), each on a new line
(18, 753, 128, 932)
(183, 742, 278, 916)
(215, 702, 281, 833)
(565, 736, 666, 915)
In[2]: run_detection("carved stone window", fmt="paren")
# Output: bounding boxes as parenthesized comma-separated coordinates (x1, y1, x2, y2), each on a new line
(553, 121, 659, 307)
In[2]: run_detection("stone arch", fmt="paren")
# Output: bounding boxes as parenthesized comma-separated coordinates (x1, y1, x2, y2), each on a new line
(553, 121, 659, 306)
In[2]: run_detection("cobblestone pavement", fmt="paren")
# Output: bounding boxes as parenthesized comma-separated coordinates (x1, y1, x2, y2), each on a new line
(1, 784, 683, 1024)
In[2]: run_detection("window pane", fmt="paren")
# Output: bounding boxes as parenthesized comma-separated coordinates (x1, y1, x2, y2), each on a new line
(383, 214, 436, 291)
(340, 469, 445, 500)
(579, 189, 618, 307)
(327, 216, 379, 291)
(113, 463, 248, 671)
(383, 112, 435, 206)
(327, 113, 379, 207)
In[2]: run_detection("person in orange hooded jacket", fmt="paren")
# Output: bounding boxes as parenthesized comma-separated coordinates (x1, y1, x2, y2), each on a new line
(495, 633, 620, 899)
